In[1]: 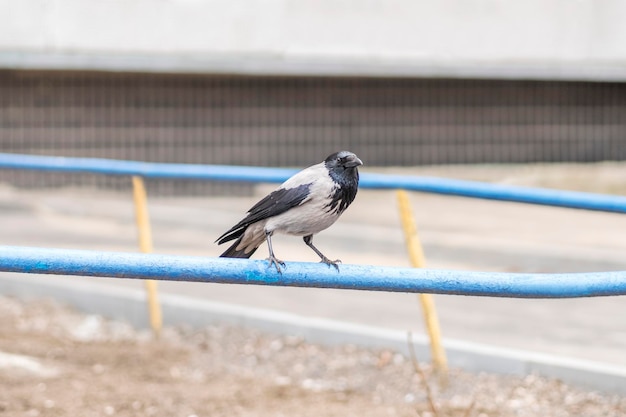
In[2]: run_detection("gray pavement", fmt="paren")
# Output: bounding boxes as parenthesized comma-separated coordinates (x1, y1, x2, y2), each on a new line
(1, 167, 626, 368)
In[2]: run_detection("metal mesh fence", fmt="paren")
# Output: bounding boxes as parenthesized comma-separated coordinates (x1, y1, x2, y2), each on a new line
(1, 69, 625, 195)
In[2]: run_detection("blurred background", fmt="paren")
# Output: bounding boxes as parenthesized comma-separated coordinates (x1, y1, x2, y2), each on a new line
(1, 0, 626, 194)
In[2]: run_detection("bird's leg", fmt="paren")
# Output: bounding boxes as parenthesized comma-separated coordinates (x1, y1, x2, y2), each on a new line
(303, 235, 341, 271)
(265, 231, 285, 273)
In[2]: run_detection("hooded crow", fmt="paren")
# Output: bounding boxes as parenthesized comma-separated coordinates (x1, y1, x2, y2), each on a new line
(216, 151, 363, 272)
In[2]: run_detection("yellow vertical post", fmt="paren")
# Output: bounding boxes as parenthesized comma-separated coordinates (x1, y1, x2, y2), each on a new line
(131, 176, 162, 338)
(396, 190, 448, 374)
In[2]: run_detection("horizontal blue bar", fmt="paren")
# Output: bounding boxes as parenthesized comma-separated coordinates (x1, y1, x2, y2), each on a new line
(0, 152, 299, 183)
(1, 152, 626, 213)
(1, 246, 625, 298)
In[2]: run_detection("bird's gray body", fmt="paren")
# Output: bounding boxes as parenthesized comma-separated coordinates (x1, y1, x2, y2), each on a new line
(216, 151, 362, 270)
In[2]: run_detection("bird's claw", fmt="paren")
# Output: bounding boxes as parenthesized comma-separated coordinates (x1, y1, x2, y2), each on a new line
(267, 255, 286, 273)
(320, 257, 341, 272)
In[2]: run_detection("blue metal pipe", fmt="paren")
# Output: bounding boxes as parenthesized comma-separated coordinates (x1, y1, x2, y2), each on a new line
(1, 246, 625, 298)
(0, 152, 298, 183)
(1, 152, 626, 213)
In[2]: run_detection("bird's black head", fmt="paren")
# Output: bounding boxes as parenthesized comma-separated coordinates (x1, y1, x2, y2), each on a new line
(323, 151, 362, 214)
(324, 151, 363, 172)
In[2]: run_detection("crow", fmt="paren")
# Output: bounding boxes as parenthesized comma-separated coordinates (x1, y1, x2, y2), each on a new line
(216, 151, 363, 272)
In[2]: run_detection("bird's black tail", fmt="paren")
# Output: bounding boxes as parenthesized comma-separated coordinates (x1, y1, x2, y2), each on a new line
(219, 235, 259, 258)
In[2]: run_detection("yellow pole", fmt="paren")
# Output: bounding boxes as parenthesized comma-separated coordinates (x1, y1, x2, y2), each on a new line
(131, 176, 162, 338)
(396, 190, 448, 374)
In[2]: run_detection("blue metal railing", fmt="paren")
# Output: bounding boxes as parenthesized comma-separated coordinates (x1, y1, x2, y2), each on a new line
(1, 152, 626, 214)
(1, 152, 625, 299)
(2, 246, 625, 298)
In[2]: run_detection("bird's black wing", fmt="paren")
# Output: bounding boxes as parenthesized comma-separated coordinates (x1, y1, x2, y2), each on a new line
(216, 183, 312, 244)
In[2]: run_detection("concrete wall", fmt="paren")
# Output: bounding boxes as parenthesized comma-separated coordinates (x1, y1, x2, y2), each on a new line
(2, 0, 626, 80)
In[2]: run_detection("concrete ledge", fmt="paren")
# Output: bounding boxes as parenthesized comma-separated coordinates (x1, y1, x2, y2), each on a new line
(3, 51, 626, 82)
(1, 273, 624, 394)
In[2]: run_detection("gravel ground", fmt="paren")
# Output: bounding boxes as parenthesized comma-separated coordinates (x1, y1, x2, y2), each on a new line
(0, 296, 624, 417)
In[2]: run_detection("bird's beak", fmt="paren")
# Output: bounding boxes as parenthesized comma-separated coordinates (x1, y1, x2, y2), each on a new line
(344, 156, 363, 168)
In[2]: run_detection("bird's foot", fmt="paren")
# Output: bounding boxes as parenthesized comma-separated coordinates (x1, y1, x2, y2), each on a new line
(320, 257, 341, 272)
(266, 255, 286, 273)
